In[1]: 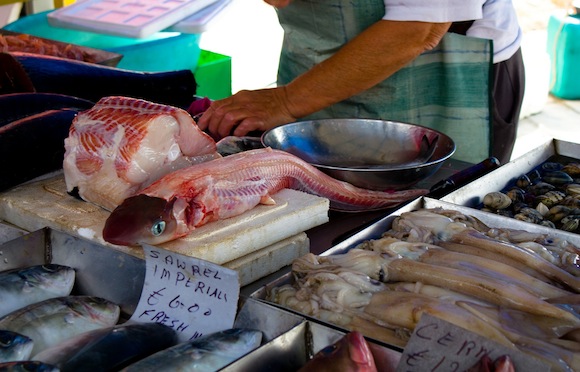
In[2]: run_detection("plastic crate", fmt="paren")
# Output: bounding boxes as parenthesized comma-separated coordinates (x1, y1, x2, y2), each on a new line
(194, 50, 232, 100)
(3, 10, 201, 72)
(547, 11, 580, 99)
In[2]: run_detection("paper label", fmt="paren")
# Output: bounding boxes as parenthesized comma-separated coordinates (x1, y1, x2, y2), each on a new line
(130, 244, 239, 342)
(396, 314, 550, 372)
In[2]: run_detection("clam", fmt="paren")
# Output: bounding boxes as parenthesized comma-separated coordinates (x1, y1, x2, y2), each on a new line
(514, 207, 544, 224)
(545, 205, 572, 223)
(529, 181, 556, 196)
(566, 184, 580, 198)
(542, 170, 574, 186)
(483, 192, 512, 210)
(505, 187, 526, 203)
(561, 215, 580, 233)
(562, 163, 580, 177)
(535, 190, 566, 208)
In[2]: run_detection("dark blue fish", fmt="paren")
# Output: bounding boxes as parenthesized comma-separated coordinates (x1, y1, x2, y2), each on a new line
(0, 109, 79, 191)
(0, 330, 33, 363)
(12, 52, 196, 109)
(0, 93, 94, 128)
(34, 322, 178, 372)
(0, 361, 59, 372)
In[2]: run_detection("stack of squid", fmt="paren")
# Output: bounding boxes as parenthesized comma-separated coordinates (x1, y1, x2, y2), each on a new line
(269, 208, 580, 371)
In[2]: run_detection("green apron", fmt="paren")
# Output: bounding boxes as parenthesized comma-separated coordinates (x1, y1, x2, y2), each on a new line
(276, 0, 493, 163)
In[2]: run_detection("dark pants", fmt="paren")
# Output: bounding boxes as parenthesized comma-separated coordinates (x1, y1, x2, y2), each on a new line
(491, 48, 526, 164)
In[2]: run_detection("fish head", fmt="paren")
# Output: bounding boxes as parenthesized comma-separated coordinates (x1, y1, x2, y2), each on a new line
(299, 331, 377, 372)
(69, 296, 121, 326)
(103, 194, 188, 246)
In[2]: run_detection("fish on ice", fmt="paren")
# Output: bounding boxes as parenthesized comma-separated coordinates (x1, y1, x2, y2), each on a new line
(103, 147, 427, 246)
(63, 96, 220, 211)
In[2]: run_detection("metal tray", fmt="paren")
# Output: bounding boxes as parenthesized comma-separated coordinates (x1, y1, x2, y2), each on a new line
(0, 228, 396, 370)
(441, 138, 579, 208)
(248, 196, 580, 344)
(440, 138, 580, 235)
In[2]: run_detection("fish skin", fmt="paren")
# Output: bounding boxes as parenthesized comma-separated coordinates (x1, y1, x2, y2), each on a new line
(0, 295, 120, 356)
(0, 330, 33, 363)
(0, 264, 75, 318)
(0, 109, 82, 192)
(121, 328, 262, 372)
(13, 53, 196, 109)
(63, 96, 219, 211)
(103, 147, 427, 246)
(0, 92, 94, 128)
(299, 331, 378, 372)
(34, 322, 178, 372)
(0, 361, 59, 372)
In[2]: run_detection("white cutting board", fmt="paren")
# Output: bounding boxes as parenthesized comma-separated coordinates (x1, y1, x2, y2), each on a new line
(0, 173, 329, 264)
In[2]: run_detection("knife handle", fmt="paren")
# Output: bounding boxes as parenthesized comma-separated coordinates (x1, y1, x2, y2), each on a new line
(429, 157, 500, 198)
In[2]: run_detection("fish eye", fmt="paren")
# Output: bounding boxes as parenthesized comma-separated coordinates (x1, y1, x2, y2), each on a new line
(317, 343, 339, 356)
(151, 220, 166, 236)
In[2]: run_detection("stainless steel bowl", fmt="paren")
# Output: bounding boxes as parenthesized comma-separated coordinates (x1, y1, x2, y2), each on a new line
(261, 119, 455, 190)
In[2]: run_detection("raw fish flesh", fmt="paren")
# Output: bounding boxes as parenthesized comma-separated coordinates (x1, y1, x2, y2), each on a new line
(103, 147, 428, 246)
(121, 328, 262, 372)
(63, 96, 219, 211)
(0, 264, 75, 318)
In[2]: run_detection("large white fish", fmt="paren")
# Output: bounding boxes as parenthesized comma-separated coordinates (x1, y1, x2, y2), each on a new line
(103, 148, 428, 246)
(63, 96, 219, 211)
(0, 330, 33, 363)
(121, 328, 262, 372)
(0, 264, 75, 318)
(0, 296, 120, 356)
(34, 322, 178, 371)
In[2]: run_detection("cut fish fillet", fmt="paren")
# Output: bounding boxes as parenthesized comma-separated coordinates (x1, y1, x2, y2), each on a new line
(63, 96, 218, 211)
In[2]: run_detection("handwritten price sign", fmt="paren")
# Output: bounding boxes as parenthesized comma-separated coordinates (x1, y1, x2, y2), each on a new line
(395, 314, 549, 372)
(130, 244, 239, 342)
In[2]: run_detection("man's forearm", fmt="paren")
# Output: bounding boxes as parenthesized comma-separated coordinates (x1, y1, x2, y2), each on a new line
(283, 20, 451, 119)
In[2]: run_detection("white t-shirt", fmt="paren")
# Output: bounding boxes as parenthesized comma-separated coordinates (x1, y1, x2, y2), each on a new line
(382, 0, 522, 63)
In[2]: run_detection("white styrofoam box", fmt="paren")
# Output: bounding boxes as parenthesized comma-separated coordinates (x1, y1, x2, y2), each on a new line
(0, 173, 329, 264)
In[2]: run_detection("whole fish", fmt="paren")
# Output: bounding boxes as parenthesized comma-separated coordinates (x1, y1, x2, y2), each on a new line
(0, 296, 120, 356)
(121, 328, 262, 372)
(0, 361, 59, 372)
(13, 52, 196, 109)
(0, 330, 33, 363)
(102, 147, 427, 246)
(298, 332, 378, 372)
(0, 264, 75, 318)
(0, 109, 80, 192)
(63, 96, 219, 211)
(34, 322, 178, 372)
(0, 92, 94, 128)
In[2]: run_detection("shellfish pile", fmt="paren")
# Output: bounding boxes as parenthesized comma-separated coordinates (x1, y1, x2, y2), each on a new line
(481, 160, 580, 233)
(267, 208, 580, 371)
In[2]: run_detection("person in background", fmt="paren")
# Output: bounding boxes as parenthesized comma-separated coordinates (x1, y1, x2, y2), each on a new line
(197, 0, 525, 165)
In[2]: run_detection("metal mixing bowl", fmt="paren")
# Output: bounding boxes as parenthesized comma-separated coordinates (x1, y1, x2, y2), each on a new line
(261, 119, 455, 190)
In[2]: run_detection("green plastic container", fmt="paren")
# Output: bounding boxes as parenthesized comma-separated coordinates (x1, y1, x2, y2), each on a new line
(3, 11, 201, 73)
(194, 50, 232, 100)
(547, 11, 580, 99)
